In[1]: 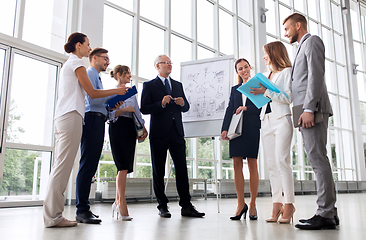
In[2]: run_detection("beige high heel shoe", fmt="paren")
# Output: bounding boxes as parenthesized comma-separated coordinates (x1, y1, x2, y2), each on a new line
(278, 205, 295, 224)
(266, 205, 284, 222)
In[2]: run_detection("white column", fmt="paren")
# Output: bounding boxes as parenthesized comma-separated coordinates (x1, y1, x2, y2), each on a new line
(342, 0, 366, 180)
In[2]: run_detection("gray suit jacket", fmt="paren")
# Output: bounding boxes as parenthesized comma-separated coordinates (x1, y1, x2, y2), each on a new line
(292, 33, 333, 116)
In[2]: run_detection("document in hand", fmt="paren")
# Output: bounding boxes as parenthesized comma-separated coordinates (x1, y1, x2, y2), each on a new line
(107, 85, 137, 109)
(227, 111, 243, 140)
(236, 73, 289, 109)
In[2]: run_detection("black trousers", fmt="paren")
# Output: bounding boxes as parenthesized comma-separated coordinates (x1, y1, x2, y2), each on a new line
(76, 113, 105, 214)
(150, 123, 192, 209)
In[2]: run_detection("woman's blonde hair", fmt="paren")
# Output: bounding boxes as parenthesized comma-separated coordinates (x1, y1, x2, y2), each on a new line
(263, 41, 292, 72)
(110, 65, 130, 80)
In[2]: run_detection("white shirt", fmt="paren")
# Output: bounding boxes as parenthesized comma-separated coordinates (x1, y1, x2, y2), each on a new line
(158, 75, 171, 90)
(54, 54, 87, 120)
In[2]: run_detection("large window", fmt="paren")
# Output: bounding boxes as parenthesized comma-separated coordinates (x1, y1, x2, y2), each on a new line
(0, 0, 17, 36)
(354, 1, 366, 167)
(7, 52, 57, 146)
(197, 0, 215, 49)
(23, 0, 68, 54)
(138, 21, 165, 79)
(3, 0, 366, 207)
(103, 5, 134, 71)
(0, 47, 61, 203)
(0, 0, 67, 206)
(0, 0, 68, 53)
(171, 0, 192, 38)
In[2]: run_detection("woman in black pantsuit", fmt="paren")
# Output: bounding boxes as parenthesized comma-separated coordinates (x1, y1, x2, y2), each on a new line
(221, 59, 266, 221)
(109, 65, 148, 220)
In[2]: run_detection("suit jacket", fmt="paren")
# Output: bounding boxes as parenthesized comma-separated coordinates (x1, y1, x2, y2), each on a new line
(291, 33, 333, 116)
(221, 83, 262, 132)
(140, 76, 189, 139)
(260, 68, 292, 120)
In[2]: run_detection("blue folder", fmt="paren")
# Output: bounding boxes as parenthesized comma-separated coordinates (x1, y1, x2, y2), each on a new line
(236, 73, 288, 109)
(107, 85, 137, 109)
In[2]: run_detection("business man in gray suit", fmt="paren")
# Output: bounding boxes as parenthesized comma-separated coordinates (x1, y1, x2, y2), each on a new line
(283, 13, 338, 230)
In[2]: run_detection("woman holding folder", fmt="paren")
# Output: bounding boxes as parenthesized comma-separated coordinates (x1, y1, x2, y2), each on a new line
(251, 41, 295, 223)
(221, 59, 269, 220)
(109, 65, 148, 220)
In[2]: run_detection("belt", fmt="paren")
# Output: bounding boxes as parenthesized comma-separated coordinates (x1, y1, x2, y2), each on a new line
(85, 111, 107, 122)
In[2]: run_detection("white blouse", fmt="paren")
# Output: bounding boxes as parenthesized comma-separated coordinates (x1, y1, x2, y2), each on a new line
(54, 54, 87, 120)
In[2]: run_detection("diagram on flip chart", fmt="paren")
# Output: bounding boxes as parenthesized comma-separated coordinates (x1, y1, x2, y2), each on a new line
(181, 57, 232, 123)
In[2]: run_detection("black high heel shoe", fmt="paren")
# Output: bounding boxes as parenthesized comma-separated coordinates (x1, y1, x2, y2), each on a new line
(230, 203, 248, 220)
(249, 207, 258, 220)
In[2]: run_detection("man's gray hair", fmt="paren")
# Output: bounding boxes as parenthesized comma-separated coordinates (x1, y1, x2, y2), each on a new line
(154, 54, 169, 69)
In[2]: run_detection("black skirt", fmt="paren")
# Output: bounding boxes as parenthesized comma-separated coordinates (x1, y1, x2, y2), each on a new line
(229, 114, 260, 159)
(109, 116, 137, 173)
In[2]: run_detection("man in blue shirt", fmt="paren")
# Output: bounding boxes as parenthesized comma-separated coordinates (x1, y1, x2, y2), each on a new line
(75, 48, 113, 224)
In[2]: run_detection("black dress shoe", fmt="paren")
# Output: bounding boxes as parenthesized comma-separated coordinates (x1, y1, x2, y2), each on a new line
(158, 206, 171, 218)
(181, 206, 205, 218)
(299, 214, 339, 226)
(76, 211, 102, 224)
(295, 215, 336, 230)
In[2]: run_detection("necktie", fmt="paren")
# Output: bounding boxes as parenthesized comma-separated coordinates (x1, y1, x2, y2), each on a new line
(164, 78, 171, 95)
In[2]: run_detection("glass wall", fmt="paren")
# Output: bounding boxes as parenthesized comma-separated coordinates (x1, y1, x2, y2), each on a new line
(355, 2, 366, 167)
(0, 48, 61, 202)
(0, 0, 17, 36)
(22, 0, 68, 53)
(0, 0, 69, 54)
(0, 1, 66, 204)
(1, 0, 366, 207)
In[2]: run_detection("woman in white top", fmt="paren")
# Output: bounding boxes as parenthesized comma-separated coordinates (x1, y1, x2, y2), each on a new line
(250, 41, 295, 224)
(109, 65, 148, 221)
(43, 32, 128, 228)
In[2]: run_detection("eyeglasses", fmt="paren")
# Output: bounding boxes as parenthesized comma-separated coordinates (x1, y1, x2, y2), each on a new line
(158, 61, 173, 65)
(96, 55, 110, 63)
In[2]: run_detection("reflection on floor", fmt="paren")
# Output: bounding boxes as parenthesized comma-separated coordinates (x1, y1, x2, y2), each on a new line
(0, 193, 365, 240)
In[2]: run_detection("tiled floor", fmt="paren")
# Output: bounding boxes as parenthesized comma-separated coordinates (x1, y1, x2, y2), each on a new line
(0, 193, 365, 240)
